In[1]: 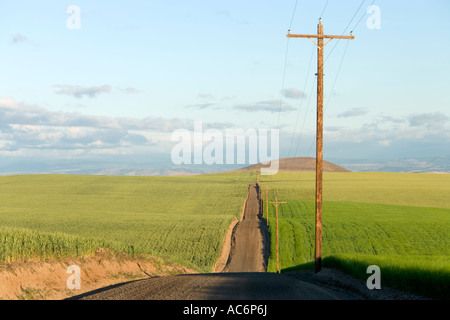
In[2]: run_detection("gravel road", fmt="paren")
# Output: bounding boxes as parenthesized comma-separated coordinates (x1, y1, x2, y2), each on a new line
(74, 272, 346, 300)
(72, 183, 426, 300)
(222, 183, 268, 273)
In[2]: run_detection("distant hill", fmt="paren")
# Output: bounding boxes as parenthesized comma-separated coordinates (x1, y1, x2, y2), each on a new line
(235, 157, 351, 173)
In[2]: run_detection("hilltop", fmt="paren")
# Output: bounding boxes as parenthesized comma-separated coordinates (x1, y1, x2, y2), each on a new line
(235, 157, 350, 173)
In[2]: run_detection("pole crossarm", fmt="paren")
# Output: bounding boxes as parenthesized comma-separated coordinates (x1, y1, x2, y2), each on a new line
(268, 201, 287, 206)
(287, 32, 354, 49)
(286, 34, 355, 40)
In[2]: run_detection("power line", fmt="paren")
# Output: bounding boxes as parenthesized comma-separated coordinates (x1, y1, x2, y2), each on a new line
(300, 39, 352, 170)
(321, 0, 373, 113)
(288, 0, 300, 30)
(285, 0, 361, 161)
(343, 0, 367, 34)
(286, 0, 338, 160)
(352, 0, 376, 32)
(292, 0, 367, 159)
(292, 28, 352, 201)
(286, 1, 330, 159)
(324, 0, 367, 62)
(287, 45, 315, 158)
(276, 38, 291, 129)
(293, 72, 316, 158)
(319, 0, 330, 19)
(278, 0, 303, 130)
(324, 40, 351, 111)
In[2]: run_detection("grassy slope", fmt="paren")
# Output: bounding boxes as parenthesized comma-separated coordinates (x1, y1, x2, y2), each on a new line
(260, 171, 450, 299)
(0, 172, 254, 272)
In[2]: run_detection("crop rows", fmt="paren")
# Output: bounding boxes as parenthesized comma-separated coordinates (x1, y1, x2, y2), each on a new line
(260, 171, 450, 298)
(0, 226, 131, 263)
(265, 200, 450, 270)
(0, 172, 254, 271)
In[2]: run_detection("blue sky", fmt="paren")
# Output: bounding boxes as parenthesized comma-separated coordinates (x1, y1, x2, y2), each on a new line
(0, 0, 449, 170)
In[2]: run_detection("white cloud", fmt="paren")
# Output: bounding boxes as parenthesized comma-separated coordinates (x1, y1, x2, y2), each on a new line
(11, 33, 28, 45)
(0, 97, 18, 109)
(118, 87, 141, 94)
(408, 112, 449, 129)
(234, 100, 296, 113)
(186, 103, 216, 110)
(197, 93, 216, 100)
(283, 88, 306, 100)
(54, 85, 112, 98)
(337, 107, 369, 118)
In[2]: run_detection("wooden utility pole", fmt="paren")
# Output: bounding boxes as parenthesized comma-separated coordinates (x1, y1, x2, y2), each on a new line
(287, 19, 354, 273)
(268, 197, 287, 273)
(257, 170, 261, 212)
(265, 188, 270, 226)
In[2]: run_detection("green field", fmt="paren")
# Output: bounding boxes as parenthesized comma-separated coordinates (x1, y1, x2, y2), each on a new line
(0, 172, 254, 272)
(260, 171, 450, 299)
(1, 170, 449, 298)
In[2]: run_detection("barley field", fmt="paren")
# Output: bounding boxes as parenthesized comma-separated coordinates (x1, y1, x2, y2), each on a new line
(0, 172, 254, 272)
(260, 171, 450, 299)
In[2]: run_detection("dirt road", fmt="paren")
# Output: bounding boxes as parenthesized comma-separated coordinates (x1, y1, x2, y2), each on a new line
(222, 183, 268, 272)
(73, 272, 346, 300)
(74, 183, 346, 300)
(75, 184, 339, 300)
(71, 183, 424, 300)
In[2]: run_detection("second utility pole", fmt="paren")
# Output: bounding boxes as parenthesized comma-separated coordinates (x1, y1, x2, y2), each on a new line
(268, 197, 287, 274)
(265, 188, 270, 227)
(287, 19, 354, 273)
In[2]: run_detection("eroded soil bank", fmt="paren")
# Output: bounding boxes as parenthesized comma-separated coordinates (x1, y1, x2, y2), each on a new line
(0, 250, 197, 300)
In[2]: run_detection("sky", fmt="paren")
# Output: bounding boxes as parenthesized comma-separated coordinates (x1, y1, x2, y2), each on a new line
(1, 0, 449, 172)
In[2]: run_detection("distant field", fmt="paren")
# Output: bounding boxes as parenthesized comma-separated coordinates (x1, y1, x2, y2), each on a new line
(260, 171, 450, 299)
(0, 172, 254, 272)
(262, 171, 450, 208)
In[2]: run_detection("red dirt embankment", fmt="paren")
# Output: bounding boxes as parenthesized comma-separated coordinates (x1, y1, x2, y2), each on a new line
(0, 251, 197, 300)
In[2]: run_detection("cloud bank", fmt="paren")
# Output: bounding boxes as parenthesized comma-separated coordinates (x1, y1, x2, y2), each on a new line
(0, 97, 201, 156)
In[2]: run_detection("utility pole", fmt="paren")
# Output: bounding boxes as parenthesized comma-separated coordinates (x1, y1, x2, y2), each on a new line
(265, 188, 270, 227)
(268, 197, 287, 273)
(257, 170, 261, 212)
(287, 19, 354, 273)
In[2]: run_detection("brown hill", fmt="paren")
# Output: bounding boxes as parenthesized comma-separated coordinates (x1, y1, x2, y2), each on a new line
(235, 157, 350, 172)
